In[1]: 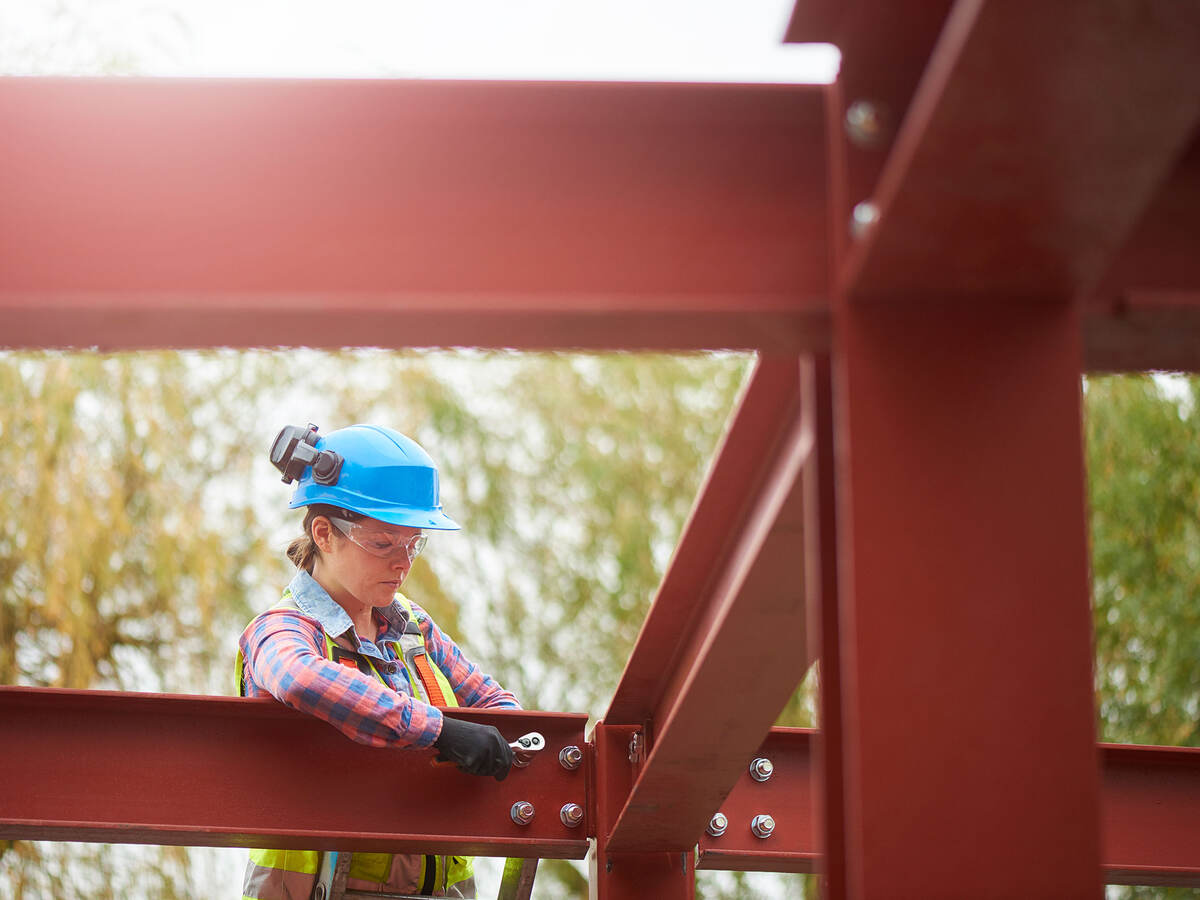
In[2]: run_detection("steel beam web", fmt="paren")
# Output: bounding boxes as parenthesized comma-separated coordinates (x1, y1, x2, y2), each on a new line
(0, 687, 589, 859)
(0, 78, 828, 353)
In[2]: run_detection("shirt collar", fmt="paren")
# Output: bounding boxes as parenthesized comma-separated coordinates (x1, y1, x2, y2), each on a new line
(286, 569, 410, 645)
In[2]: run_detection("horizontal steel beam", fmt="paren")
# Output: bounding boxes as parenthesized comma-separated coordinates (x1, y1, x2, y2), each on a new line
(696, 731, 1200, 887)
(604, 357, 811, 853)
(0, 687, 589, 859)
(0, 77, 828, 353)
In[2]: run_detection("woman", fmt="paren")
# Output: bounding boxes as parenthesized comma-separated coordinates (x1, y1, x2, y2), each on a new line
(238, 423, 519, 899)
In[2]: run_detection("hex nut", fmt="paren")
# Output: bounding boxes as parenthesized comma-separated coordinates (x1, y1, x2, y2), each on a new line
(559, 745, 583, 770)
(750, 814, 776, 839)
(706, 813, 729, 838)
(749, 757, 774, 782)
(510, 801, 536, 826)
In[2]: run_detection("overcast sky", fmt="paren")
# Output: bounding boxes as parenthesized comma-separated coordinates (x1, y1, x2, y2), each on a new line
(0, 0, 839, 81)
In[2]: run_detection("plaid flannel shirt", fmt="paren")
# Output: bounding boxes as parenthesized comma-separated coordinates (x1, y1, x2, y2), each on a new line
(239, 569, 519, 749)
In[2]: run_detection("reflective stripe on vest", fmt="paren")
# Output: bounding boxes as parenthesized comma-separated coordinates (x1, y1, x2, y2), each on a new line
(237, 588, 474, 897)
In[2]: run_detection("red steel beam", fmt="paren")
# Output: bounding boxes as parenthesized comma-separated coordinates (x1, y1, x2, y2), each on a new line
(1085, 135, 1200, 372)
(603, 357, 811, 853)
(0, 78, 828, 353)
(694, 731, 1200, 888)
(1103, 743, 1200, 887)
(840, 0, 1200, 304)
(0, 686, 589, 859)
(802, 356, 846, 899)
(589, 723, 694, 899)
(832, 298, 1102, 895)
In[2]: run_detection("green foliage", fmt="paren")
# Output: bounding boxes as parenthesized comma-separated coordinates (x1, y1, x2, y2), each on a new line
(1086, 375, 1200, 749)
(1087, 375, 1200, 900)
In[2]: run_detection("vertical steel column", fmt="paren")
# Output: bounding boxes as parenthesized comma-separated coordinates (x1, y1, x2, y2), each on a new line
(589, 724, 694, 900)
(830, 297, 1102, 896)
(804, 355, 845, 900)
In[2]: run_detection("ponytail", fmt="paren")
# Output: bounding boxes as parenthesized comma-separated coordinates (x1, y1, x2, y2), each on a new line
(286, 505, 364, 572)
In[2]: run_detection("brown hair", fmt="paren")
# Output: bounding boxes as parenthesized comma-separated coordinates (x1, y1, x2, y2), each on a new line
(286, 504, 364, 572)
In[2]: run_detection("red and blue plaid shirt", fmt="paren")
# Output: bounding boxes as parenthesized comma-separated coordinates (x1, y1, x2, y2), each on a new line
(239, 570, 519, 749)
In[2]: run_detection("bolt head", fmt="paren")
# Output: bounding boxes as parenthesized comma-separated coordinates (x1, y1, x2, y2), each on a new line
(850, 201, 880, 239)
(560, 803, 585, 828)
(559, 745, 583, 770)
(510, 801, 536, 826)
(750, 814, 776, 839)
(706, 813, 729, 837)
(749, 757, 774, 782)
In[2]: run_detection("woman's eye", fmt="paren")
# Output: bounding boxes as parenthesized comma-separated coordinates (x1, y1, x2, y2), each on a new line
(369, 541, 394, 551)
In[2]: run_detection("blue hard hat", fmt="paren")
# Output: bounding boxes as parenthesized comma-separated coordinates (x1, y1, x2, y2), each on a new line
(287, 424, 460, 531)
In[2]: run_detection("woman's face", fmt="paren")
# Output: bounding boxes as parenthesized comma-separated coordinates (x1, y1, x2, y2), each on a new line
(312, 515, 422, 609)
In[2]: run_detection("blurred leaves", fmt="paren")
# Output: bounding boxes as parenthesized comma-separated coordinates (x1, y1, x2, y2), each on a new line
(1086, 374, 1200, 899)
(1086, 375, 1200, 749)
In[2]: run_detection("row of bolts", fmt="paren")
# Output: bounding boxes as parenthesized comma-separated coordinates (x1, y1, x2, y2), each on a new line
(508, 747, 778, 840)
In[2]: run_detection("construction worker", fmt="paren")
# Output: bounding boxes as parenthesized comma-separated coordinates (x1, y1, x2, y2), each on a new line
(237, 423, 519, 899)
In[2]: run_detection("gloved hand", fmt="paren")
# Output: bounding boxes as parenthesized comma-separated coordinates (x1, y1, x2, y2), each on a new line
(434, 716, 515, 781)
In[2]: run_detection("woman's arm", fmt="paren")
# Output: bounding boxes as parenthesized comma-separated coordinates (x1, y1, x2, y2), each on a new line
(240, 609, 445, 748)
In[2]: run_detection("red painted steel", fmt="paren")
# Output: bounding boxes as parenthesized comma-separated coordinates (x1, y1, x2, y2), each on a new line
(840, 0, 1200, 303)
(1085, 136, 1200, 372)
(0, 687, 589, 859)
(589, 723, 693, 900)
(832, 298, 1102, 896)
(695, 731, 1200, 888)
(802, 356, 846, 899)
(0, 78, 828, 353)
(604, 357, 811, 853)
(697, 729, 816, 875)
(1102, 744, 1200, 887)
(787, 0, 956, 285)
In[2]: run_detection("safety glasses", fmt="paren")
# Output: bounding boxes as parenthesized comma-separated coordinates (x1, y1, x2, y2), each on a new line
(329, 517, 427, 562)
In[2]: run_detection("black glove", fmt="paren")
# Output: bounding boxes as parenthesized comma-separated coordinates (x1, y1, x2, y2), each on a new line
(434, 716, 514, 781)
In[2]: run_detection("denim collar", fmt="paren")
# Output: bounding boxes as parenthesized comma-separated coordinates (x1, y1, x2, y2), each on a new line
(286, 569, 410, 651)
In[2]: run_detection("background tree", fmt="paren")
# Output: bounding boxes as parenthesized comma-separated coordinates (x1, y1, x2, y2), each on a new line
(1086, 374, 1200, 900)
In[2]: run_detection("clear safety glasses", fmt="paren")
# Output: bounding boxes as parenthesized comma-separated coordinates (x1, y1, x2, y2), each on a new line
(329, 517, 428, 562)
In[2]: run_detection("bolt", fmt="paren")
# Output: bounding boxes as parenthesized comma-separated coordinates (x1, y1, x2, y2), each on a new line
(749, 757, 774, 782)
(628, 732, 643, 764)
(510, 801, 536, 826)
(560, 803, 584, 828)
(850, 201, 880, 239)
(706, 812, 728, 837)
(750, 814, 776, 839)
(844, 100, 887, 148)
(559, 745, 583, 770)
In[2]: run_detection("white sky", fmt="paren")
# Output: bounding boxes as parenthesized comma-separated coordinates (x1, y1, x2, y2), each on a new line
(0, 0, 839, 81)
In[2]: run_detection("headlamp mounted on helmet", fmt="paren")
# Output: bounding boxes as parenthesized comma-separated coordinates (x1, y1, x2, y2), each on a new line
(270, 423, 344, 486)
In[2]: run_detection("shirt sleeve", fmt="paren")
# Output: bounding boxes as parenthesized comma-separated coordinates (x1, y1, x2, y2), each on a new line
(240, 609, 443, 749)
(409, 601, 522, 710)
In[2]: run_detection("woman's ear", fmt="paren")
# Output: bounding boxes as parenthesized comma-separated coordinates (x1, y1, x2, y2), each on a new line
(311, 516, 336, 553)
